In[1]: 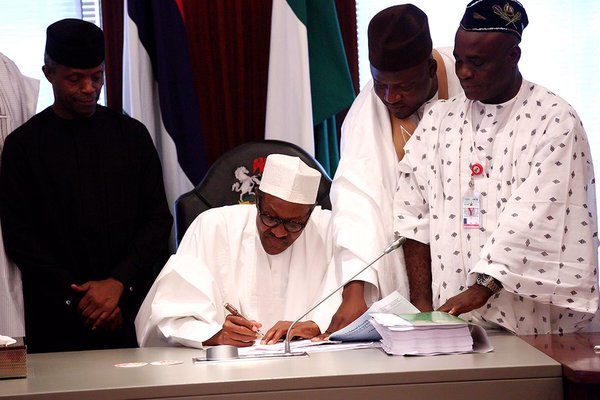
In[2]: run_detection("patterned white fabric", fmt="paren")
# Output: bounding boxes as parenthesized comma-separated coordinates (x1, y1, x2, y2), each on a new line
(331, 47, 461, 304)
(0, 52, 38, 337)
(394, 80, 599, 334)
(135, 205, 339, 348)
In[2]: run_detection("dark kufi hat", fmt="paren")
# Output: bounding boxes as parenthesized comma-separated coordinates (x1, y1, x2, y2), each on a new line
(368, 4, 432, 71)
(45, 18, 105, 69)
(460, 0, 529, 40)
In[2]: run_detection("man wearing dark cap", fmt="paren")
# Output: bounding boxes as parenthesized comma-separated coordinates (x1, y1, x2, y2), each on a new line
(394, 0, 598, 334)
(0, 19, 173, 352)
(324, 4, 461, 335)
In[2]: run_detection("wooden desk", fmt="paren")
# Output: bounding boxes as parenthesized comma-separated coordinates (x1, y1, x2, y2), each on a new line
(0, 333, 562, 400)
(520, 333, 600, 400)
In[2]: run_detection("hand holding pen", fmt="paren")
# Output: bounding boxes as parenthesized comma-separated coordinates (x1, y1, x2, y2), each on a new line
(224, 303, 264, 337)
(203, 303, 263, 347)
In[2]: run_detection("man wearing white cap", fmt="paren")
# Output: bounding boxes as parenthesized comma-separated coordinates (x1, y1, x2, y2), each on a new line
(135, 154, 338, 348)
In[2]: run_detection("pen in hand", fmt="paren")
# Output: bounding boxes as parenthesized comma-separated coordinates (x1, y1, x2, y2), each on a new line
(224, 303, 264, 337)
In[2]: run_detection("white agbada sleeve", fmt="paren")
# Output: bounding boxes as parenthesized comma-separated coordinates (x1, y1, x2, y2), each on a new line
(135, 210, 232, 348)
(331, 80, 407, 303)
(0, 52, 38, 338)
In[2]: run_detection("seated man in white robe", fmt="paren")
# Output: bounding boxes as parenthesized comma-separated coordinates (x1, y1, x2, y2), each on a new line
(326, 4, 462, 335)
(394, 0, 598, 334)
(136, 154, 339, 348)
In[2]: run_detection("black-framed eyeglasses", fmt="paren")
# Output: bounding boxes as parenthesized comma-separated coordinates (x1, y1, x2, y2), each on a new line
(256, 196, 311, 233)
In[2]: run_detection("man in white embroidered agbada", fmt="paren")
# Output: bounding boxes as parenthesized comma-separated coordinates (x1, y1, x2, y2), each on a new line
(135, 154, 339, 348)
(324, 4, 462, 336)
(394, 0, 598, 334)
(0, 52, 38, 338)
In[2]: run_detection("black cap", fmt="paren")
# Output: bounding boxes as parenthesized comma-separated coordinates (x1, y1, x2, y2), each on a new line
(45, 18, 105, 69)
(368, 4, 432, 71)
(460, 0, 529, 40)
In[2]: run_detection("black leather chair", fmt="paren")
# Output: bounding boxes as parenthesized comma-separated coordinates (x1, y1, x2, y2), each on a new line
(174, 139, 332, 246)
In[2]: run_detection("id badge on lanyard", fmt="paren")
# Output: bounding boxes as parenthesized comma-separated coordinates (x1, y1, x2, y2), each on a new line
(463, 163, 483, 229)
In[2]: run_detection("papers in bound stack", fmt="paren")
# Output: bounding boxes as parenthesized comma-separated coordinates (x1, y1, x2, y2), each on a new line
(370, 311, 492, 356)
(329, 291, 420, 341)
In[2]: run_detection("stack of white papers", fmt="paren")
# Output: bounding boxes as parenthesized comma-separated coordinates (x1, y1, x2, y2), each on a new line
(370, 312, 492, 356)
(329, 290, 419, 341)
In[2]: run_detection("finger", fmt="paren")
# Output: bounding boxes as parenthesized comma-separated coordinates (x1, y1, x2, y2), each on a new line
(76, 293, 93, 313)
(92, 311, 109, 330)
(227, 315, 261, 331)
(226, 317, 261, 337)
(224, 330, 258, 343)
(223, 319, 260, 340)
(262, 322, 289, 344)
(311, 332, 330, 342)
(222, 336, 255, 347)
(437, 302, 452, 313)
(105, 307, 121, 332)
(71, 282, 90, 293)
(268, 328, 288, 344)
(84, 307, 104, 328)
(261, 327, 276, 344)
(93, 305, 119, 330)
(80, 300, 100, 319)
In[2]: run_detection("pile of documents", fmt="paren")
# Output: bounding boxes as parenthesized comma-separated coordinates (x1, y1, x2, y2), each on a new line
(370, 312, 477, 356)
(329, 290, 420, 341)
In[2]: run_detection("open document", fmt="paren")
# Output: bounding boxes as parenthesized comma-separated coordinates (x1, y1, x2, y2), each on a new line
(329, 290, 419, 341)
(237, 339, 380, 357)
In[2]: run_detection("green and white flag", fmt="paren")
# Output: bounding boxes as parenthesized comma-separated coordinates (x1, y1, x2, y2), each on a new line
(265, 0, 355, 176)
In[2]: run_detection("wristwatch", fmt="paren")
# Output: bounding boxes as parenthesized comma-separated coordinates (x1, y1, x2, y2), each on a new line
(476, 273, 503, 294)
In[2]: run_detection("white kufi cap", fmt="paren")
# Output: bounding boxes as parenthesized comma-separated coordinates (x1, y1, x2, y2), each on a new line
(259, 154, 321, 205)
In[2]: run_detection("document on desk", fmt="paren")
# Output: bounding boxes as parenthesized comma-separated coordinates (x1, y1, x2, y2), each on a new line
(237, 339, 380, 356)
(329, 291, 419, 341)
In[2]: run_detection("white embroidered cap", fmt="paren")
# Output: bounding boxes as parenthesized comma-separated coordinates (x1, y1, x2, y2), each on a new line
(259, 154, 321, 205)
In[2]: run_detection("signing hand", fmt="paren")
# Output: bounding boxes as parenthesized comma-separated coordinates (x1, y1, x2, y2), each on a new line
(71, 278, 124, 330)
(313, 281, 367, 341)
(203, 315, 262, 347)
(437, 284, 494, 316)
(261, 320, 320, 345)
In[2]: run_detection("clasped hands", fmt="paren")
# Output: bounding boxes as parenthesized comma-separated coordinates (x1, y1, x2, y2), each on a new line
(204, 315, 321, 347)
(71, 277, 124, 332)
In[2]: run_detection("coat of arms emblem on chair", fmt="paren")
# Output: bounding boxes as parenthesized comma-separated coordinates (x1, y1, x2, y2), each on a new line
(231, 157, 266, 203)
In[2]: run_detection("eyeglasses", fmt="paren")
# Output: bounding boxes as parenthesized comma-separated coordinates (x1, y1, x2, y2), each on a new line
(256, 196, 311, 233)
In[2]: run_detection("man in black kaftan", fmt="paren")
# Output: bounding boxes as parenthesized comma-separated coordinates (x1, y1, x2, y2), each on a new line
(0, 19, 172, 353)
